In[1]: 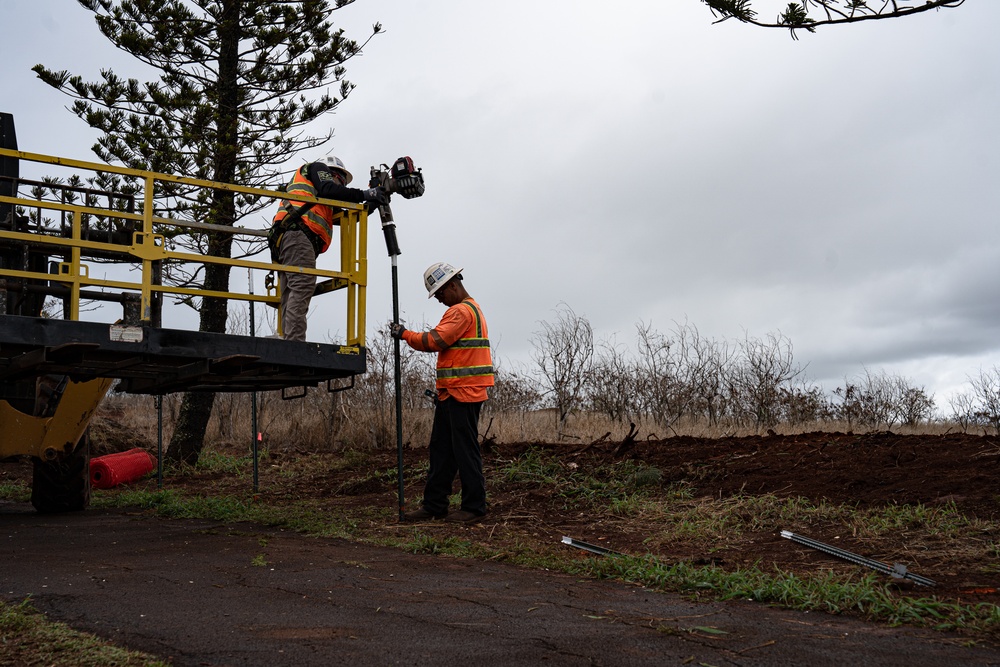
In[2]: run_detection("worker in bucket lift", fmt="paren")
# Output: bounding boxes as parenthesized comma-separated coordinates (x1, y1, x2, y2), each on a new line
(391, 262, 494, 524)
(269, 155, 389, 341)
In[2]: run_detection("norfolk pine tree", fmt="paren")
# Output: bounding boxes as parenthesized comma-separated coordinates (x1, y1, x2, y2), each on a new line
(34, 0, 380, 464)
(701, 0, 965, 38)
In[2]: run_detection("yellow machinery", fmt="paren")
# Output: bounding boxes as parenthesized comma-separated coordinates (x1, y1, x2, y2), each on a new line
(0, 113, 370, 511)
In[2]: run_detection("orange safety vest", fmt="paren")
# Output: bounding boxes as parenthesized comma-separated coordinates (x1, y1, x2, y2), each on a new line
(436, 299, 495, 390)
(272, 165, 338, 254)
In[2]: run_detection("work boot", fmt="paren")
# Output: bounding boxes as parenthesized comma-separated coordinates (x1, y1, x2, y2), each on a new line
(443, 510, 484, 525)
(403, 507, 446, 522)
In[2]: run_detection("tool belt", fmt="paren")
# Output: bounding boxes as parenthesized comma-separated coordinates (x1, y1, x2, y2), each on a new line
(268, 202, 322, 262)
(267, 220, 324, 262)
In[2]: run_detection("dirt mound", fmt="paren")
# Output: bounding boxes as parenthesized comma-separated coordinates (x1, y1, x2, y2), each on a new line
(590, 431, 1000, 520)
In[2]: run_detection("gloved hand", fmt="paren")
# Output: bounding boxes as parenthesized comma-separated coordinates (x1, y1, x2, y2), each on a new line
(389, 322, 407, 340)
(363, 186, 390, 207)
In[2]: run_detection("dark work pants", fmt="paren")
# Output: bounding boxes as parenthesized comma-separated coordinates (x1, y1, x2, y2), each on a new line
(421, 398, 486, 516)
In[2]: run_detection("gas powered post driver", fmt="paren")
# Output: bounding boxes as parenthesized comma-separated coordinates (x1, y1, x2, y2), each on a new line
(369, 156, 425, 255)
(369, 156, 425, 521)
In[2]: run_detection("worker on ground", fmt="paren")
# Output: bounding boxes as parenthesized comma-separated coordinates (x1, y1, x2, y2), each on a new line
(270, 155, 389, 341)
(391, 262, 494, 524)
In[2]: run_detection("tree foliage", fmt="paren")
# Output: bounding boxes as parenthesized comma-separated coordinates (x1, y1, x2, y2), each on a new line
(33, 0, 379, 464)
(34, 0, 378, 185)
(701, 0, 966, 38)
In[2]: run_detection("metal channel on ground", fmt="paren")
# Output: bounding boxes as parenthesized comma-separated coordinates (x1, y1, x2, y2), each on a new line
(781, 530, 936, 587)
(561, 536, 625, 557)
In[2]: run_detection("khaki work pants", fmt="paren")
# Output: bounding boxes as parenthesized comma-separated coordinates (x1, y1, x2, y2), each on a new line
(278, 230, 317, 342)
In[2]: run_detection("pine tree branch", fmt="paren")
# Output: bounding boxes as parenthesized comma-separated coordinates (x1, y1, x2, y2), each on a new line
(702, 0, 965, 37)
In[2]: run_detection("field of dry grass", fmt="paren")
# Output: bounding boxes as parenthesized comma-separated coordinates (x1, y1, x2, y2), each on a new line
(91, 390, 970, 460)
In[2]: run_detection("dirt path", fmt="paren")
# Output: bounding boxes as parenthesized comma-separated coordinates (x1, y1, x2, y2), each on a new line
(3, 501, 998, 666)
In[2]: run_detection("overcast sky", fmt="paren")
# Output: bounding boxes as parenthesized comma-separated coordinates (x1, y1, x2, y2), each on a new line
(4, 1, 999, 405)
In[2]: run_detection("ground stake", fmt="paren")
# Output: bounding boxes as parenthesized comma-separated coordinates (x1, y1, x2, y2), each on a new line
(781, 530, 936, 587)
(561, 536, 624, 557)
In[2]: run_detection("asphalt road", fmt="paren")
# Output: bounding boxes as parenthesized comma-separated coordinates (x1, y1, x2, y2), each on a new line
(2, 501, 998, 666)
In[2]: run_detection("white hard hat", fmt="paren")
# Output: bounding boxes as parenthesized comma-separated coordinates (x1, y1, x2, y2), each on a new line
(315, 154, 353, 184)
(423, 262, 463, 298)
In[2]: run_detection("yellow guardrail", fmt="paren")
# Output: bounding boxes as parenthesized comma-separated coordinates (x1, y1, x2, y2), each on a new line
(0, 148, 368, 346)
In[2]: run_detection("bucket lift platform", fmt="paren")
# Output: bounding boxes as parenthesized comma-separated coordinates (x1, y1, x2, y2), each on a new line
(0, 315, 364, 395)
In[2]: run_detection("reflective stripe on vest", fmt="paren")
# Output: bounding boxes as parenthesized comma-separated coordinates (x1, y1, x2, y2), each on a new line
(436, 299, 494, 388)
(274, 166, 335, 253)
(437, 365, 494, 379)
(448, 339, 491, 348)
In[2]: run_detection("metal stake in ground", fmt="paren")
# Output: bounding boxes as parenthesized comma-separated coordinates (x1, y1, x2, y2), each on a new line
(248, 268, 259, 494)
(156, 394, 163, 488)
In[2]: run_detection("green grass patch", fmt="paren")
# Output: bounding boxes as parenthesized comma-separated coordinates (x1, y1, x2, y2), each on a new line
(90, 487, 389, 541)
(193, 450, 257, 476)
(0, 480, 30, 502)
(496, 449, 671, 511)
(657, 494, 847, 540)
(585, 555, 1000, 635)
(0, 597, 169, 667)
(852, 501, 990, 540)
(496, 449, 563, 485)
(401, 533, 476, 556)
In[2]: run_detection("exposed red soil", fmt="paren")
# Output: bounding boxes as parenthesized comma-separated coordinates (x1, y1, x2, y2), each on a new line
(479, 432, 1000, 600)
(621, 431, 1000, 520)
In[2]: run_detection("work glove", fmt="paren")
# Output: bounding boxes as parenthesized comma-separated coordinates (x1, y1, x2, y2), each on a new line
(363, 186, 391, 207)
(389, 322, 407, 340)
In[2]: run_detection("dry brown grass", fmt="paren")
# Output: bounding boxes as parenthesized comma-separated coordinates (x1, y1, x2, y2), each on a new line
(90, 391, 967, 458)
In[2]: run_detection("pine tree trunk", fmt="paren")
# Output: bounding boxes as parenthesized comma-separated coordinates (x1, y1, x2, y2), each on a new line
(166, 0, 241, 466)
(169, 391, 218, 465)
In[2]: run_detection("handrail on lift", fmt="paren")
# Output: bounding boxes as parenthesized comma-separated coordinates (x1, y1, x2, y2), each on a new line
(0, 146, 369, 347)
(0, 147, 371, 397)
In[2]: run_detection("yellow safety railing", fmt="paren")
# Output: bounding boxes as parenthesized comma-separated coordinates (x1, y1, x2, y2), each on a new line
(0, 148, 368, 347)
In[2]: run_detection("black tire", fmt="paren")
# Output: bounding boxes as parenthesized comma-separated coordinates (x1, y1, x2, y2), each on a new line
(31, 432, 91, 514)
